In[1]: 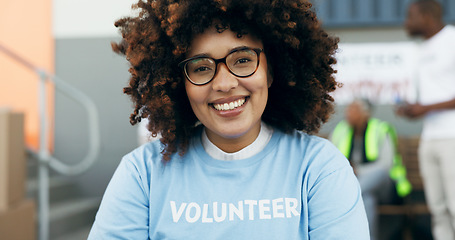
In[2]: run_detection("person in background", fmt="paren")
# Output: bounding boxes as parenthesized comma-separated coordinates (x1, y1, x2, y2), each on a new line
(331, 98, 411, 240)
(397, 1, 455, 239)
(87, 0, 369, 239)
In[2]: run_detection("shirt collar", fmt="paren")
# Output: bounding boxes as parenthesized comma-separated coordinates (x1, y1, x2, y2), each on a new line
(201, 121, 273, 161)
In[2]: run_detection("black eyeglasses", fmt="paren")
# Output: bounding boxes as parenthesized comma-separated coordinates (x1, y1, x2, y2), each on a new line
(178, 47, 263, 85)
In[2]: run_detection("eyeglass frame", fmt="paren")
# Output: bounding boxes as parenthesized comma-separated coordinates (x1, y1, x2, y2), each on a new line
(178, 47, 264, 86)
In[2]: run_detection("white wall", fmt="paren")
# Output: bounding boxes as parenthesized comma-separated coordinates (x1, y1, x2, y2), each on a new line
(53, 0, 137, 38)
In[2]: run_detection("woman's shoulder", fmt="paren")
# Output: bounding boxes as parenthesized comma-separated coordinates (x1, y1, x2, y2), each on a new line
(277, 129, 349, 170)
(279, 129, 335, 150)
(121, 140, 166, 171)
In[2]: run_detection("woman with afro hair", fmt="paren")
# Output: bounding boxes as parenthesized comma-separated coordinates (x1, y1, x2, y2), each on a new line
(89, 0, 369, 239)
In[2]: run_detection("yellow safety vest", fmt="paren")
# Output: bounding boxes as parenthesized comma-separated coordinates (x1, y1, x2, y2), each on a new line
(331, 118, 412, 197)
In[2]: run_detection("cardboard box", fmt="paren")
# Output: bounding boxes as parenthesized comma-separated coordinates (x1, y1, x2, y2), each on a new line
(0, 199, 36, 240)
(0, 109, 26, 211)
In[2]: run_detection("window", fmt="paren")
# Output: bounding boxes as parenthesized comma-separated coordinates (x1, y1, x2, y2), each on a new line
(312, 0, 455, 28)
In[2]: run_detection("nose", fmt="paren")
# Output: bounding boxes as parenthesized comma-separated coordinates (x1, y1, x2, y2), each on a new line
(211, 63, 238, 92)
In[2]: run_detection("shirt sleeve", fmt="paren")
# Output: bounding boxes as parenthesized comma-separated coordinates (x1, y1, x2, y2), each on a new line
(88, 156, 150, 240)
(306, 144, 370, 239)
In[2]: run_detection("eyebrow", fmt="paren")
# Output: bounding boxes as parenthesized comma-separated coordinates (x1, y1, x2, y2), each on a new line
(188, 46, 253, 59)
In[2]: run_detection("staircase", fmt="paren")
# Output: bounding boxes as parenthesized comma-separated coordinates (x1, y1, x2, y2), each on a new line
(26, 154, 100, 240)
(0, 43, 101, 240)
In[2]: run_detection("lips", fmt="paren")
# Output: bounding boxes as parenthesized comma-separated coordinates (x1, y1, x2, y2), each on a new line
(210, 97, 248, 111)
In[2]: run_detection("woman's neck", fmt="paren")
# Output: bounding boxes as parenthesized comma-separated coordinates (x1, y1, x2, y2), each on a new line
(202, 121, 273, 161)
(205, 121, 262, 153)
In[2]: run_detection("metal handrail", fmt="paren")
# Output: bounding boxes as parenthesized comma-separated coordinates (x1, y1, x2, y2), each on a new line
(46, 74, 101, 175)
(0, 42, 101, 240)
(24, 74, 102, 176)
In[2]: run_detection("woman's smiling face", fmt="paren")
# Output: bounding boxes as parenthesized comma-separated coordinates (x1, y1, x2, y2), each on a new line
(184, 26, 270, 152)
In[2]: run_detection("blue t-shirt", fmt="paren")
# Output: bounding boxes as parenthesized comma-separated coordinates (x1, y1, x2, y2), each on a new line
(88, 129, 369, 239)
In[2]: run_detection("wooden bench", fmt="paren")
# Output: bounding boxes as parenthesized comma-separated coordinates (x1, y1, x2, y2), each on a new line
(378, 137, 431, 240)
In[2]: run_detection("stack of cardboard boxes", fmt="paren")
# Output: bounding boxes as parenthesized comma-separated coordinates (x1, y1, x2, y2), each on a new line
(0, 108, 36, 240)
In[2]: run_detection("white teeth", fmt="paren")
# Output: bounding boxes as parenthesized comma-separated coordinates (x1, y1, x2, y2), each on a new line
(213, 98, 246, 111)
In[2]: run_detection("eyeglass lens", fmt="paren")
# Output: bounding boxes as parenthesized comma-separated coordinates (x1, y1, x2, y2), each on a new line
(185, 49, 259, 85)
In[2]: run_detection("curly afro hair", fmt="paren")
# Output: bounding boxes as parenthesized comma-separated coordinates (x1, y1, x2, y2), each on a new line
(112, 0, 339, 161)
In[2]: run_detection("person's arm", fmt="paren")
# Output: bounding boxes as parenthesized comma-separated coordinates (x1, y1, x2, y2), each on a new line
(356, 135, 393, 192)
(88, 155, 150, 240)
(306, 143, 369, 239)
(397, 98, 455, 119)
